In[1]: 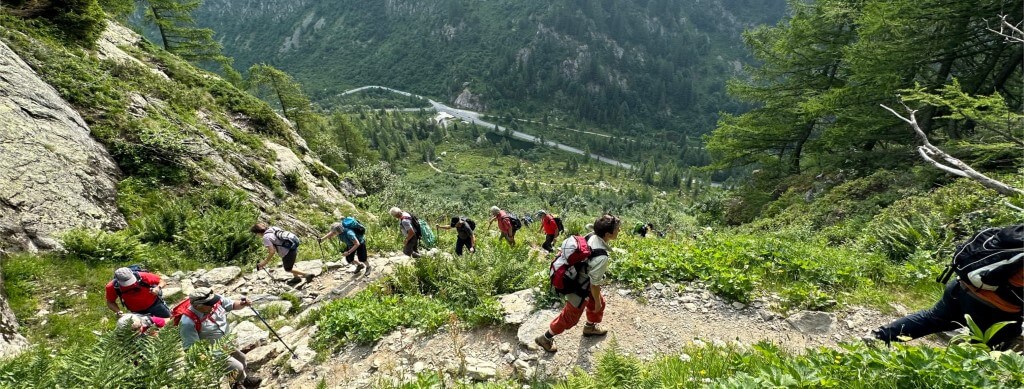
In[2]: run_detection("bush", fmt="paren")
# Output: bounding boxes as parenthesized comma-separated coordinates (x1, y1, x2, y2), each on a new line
(61, 229, 146, 265)
(312, 290, 449, 349)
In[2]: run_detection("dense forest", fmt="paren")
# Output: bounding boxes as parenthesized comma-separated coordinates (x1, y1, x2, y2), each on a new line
(193, 0, 787, 143)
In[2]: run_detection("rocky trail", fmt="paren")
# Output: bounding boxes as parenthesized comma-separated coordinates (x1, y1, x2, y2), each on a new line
(124, 250, 923, 388)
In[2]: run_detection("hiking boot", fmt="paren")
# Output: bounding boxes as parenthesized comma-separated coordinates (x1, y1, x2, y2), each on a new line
(304, 274, 315, 283)
(363, 263, 372, 275)
(534, 334, 557, 352)
(241, 375, 262, 388)
(582, 323, 608, 337)
(354, 263, 365, 273)
(286, 277, 302, 285)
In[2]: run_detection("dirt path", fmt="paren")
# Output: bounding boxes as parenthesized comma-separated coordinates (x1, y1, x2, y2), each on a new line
(257, 257, 918, 388)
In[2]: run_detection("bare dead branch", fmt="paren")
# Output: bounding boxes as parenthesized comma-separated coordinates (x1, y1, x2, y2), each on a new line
(988, 15, 1024, 44)
(882, 103, 1024, 197)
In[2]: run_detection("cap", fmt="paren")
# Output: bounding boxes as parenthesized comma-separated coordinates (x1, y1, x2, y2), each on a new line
(114, 267, 138, 287)
(489, 206, 500, 215)
(188, 287, 221, 306)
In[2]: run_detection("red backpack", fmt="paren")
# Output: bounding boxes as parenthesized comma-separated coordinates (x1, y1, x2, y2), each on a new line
(549, 235, 606, 295)
(171, 299, 220, 334)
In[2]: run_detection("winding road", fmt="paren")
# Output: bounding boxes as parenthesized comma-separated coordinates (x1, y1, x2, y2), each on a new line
(339, 86, 635, 169)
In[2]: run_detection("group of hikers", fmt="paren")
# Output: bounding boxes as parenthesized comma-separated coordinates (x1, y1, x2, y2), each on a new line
(101, 204, 1023, 386)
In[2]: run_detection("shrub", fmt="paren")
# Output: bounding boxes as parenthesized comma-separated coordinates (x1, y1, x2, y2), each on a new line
(61, 229, 146, 265)
(312, 291, 449, 349)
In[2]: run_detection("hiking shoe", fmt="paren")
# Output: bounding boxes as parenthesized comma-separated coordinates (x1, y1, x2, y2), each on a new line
(582, 324, 608, 337)
(286, 277, 302, 285)
(354, 263, 365, 273)
(304, 274, 315, 283)
(534, 335, 557, 352)
(241, 375, 262, 388)
(363, 263, 372, 275)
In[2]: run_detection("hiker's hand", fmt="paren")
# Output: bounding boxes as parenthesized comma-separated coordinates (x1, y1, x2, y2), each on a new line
(593, 298, 603, 312)
(469, 247, 475, 254)
(316, 237, 322, 243)
(256, 263, 265, 271)
(149, 286, 161, 296)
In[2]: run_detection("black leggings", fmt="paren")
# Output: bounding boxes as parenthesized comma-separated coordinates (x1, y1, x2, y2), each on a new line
(542, 234, 557, 252)
(345, 243, 368, 264)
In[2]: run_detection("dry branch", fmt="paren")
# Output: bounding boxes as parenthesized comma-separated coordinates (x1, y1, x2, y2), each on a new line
(988, 15, 1024, 44)
(881, 103, 1024, 197)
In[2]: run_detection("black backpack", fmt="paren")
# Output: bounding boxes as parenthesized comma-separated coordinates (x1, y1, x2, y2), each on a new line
(408, 214, 423, 238)
(937, 225, 1024, 289)
(451, 216, 476, 231)
(113, 264, 153, 306)
(553, 216, 565, 235)
(508, 213, 522, 232)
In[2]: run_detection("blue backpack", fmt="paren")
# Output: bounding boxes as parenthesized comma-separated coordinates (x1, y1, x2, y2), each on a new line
(342, 217, 366, 236)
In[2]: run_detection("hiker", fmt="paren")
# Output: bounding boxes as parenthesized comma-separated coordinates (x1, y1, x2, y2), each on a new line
(864, 224, 1023, 350)
(436, 216, 476, 256)
(537, 210, 559, 252)
(105, 266, 171, 318)
(116, 312, 166, 336)
(389, 207, 421, 258)
(636, 222, 655, 238)
(535, 214, 621, 352)
(318, 216, 371, 275)
(487, 206, 517, 246)
(179, 287, 262, 389)
(251, 223, 314, 283)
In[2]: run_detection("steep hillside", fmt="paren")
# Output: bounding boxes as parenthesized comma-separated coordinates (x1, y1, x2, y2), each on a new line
(194, 0, 786, 141)
(0, 12, 357, 358)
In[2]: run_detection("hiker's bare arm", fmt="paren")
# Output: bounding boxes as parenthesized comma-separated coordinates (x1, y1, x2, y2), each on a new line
(106, 300, 121, 314)
(321, 231, 338, 241)
(344, 240, 360, 256)
(258, 246, 275, 268)
(435, 224, 452, 230)
(590, 284, 603, 311)
(404, 229, 414, 244)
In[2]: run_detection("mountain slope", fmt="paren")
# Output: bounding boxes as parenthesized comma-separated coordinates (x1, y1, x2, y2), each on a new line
(195, 0, 786, 141)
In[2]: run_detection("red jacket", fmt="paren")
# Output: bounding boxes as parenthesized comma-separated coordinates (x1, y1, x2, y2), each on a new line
(541, 214, 558, 235)
(105, 272, 162, 311)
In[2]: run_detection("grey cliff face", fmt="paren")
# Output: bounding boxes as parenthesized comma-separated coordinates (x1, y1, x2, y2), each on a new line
(0, 41, 124, 254)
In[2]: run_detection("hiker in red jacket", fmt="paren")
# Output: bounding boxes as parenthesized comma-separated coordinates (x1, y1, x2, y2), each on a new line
(488, 206, 516, 246)
(105, 267, 170, 318)
(537, 210, 559, 252)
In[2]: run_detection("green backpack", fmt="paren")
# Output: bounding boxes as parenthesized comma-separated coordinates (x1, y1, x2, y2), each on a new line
(418, 219, 436, 248)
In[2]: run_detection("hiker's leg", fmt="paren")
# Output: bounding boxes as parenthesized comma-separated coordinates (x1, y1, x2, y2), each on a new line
(402, 239, 414, 256)
(957, 287, 1024, 349)
(542, 234, 555, 252)
(282, 249, 305, 277)
(583, 293, 605, 324)
(345, 250, 356, 264)
(140, 299, 172, 318)
(455, 238, 466, 256)
(549, 296, 586, 335)
(226, 349, 247, 382)
(356, 244, 368, 264)
(875, 281, 963, 342)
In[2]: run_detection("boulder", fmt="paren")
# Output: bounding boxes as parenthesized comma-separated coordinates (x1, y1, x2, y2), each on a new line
(245, 344, 279, 369)
(292, 260, 324, 277)
(233, 320, 268, 352)
(786, 311, 835, 334)
(463, 357, 497, 381)
(498, 288, 536, 325)
(287, 345, 317, 373)
(197, 266, 241, 287)
(516, 309, 560, 349)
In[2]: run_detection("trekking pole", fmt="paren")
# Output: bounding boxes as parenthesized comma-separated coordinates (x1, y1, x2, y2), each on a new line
(315, 237, 328, 263)
(242, 292, 298, 359)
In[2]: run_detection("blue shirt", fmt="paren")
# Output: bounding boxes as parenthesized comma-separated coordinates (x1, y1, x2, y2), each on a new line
(331, 222, 365, 247)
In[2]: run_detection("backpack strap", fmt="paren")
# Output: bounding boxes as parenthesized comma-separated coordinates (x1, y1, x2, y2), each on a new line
(182, 301, 221, 334)
(113, 271, 153, 308)
(589, 249, 608, 259)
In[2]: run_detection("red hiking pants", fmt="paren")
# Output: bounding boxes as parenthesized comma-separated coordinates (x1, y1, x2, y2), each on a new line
(549, 293, 604, 335)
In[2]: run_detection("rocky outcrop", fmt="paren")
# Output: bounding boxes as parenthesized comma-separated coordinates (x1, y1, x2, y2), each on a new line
(0, 41, 124, 254)
(452, 88, 485, 112)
